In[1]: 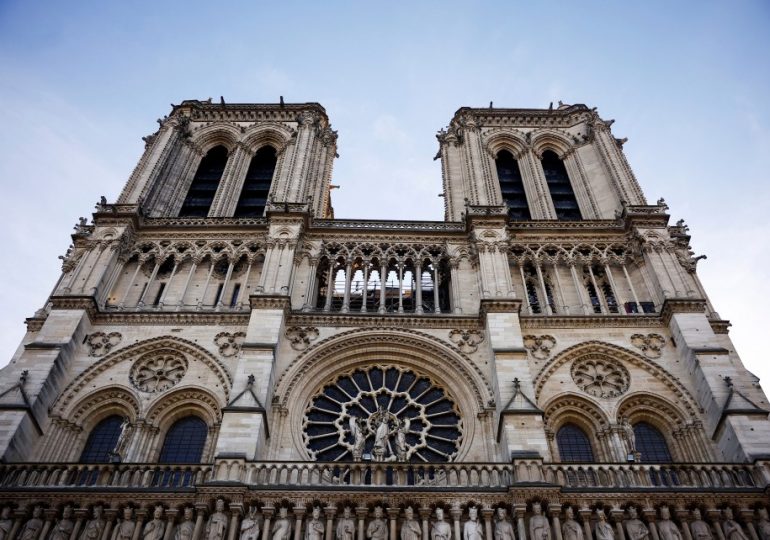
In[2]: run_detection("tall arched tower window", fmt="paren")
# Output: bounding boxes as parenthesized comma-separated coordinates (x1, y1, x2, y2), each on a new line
(158, 416, 208, 463)
(556, 423, 595, 462)
(634, 422, 673, 463)
(541, 150, 581, 220)
(495, 150, 531, 220)
(79, 415, 124, 463)
(179, 145, 228, 217)
(235, 146, 277, 217)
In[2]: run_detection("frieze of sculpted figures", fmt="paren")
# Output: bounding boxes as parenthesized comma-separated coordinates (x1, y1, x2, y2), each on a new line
(50, 506, 75, 540)
(530, 503, 551, 540)
(624, 507, 649, 540)
(176, 508, 195, 540)
(431, 509, 451, 540)
(757, 508, 770, 540)
(0, 508, 12, 540)
(464, 507, 484, 540)
(337, 508, 355, 540)
(494, 508, 514, 540)
(401, 507, 421, 540)
(240, 506, 260, 540)
(367, 507, 387, 540)
(142, 506, 165, 540)
(722, 509, 749, 540)
(19, 507, 44, 540)
(80, 506, 106, 540)
(112, 508, 136, 540)
(272, 507, 292, 540)
(689, 510, 712, 540)
(595, 511, 614, 540)
(306, 507, 324, 540)
(657, 507, 682, 540)
(562, 508, 583, 540)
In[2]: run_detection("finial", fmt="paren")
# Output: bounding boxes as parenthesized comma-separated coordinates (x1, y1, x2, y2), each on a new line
(19, 370, 28, 385)
(247, 374, 255, 387)
(280, 96, 285, 107)
(513, 378, 520, 390)
(724, 376, 733, 388)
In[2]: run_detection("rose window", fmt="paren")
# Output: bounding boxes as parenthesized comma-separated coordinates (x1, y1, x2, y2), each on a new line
(129, 351, 188, 393)
(303, 366, 463, 462)
(571, 357, 630, 398)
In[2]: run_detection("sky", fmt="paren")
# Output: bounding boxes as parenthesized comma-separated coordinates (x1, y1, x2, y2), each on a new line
(0, 1, 768, 389)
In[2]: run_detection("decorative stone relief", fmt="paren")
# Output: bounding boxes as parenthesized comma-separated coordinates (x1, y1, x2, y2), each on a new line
(630, 333, 666, 358)
(448, 329, 484, 353)
(214, 332, 246, 357)
(523, 335, 556, 360)
(571, 357, 630, 399)
(129, 351, 188, 393)
(285, 326, 319, 351)
(86, 332, 122, 357)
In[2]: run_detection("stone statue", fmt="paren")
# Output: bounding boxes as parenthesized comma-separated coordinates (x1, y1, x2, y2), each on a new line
(494, 508, 515, 540)
(143, 506, 166, 540)
(529, 503, 551, 540)
(689, 510, 712, 540)
(562, 508, 583, 540)
(401, 507, 421, 540)
(240, 507, 260, 540)
(336, 508, 355, 540)
(595, 511, 614, 540)
(431, 509, 451, 540)
(112, 418, 132, 460)
(271, 507, 292, 540)
(20, 507, 44, 540)
(50, 506, 75, 540)
(349, 417, 366, 461)
(373, 411, 391, 461)
(722, 509, 749, 540)
(367, 507, 388, 540)
(206, 499, 228, 540)
(112, 508, 136, 540)
(621, 417, 635, 453)
(306, 507, 325, 540)
(757, 509, 770, 540)
(464, 507, 483, 540)
(0, 507, 13, 540)
(657, 507, 681, 540)
(175, 508, 195, 540)
(395, 419, 410, 462)
(81, 506, 106, 540)
(624, 507, 649, 540)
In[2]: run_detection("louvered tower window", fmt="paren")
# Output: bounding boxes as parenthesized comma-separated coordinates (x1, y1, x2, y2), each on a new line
(495, 150, 531, 220)
(235, 146, 277, 217)
(179, 145, 228, 217)
(541, 150, 581, 220)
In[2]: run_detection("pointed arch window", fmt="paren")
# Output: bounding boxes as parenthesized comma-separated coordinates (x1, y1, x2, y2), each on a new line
(158, 416, 208, 463)
(541, 150, 581, 220)
(495, 150, 531, 220)
(634, 422, 673, 463)
(179, 145, 228, 217)
(79, 415, 124, 463)
(556, 423, 595, 462)
(235, 146, 277, 217)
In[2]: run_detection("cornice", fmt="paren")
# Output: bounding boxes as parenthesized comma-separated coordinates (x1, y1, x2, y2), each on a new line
(173, 100, 329, 124)
(521, 314, 663, 329)
(249, 295, 292, 311)
(311, 219, 465, 233)
(287, 312, 482, 330)
(480, 299, 523, 314)
(94, 311, 250, 326)
(660, 298, 708, 325)
(709, 319, 731, 335)
(452, 104, 594, 128)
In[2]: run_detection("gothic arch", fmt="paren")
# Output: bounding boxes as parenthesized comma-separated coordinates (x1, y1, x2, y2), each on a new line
(68, 385, 140, 428)
(241, 122, 295, 154)
(616, 393, 686, 461)
(541, 393, 610, 462)
(530, 129, 574, 159)
(483, 129, 529, 159)
(189, 123, 241, 153)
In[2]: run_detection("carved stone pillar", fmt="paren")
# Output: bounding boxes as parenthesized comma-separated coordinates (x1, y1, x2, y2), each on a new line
(324, 506, 337, 540)
(388, 508, 399, 540)
(193, 506, 207, 540)
(418, 508, 430, 540)
(356, 507, 367, 540)
(514, 506, 527, 540)
(131, 510, 147, 540)
(71, 510, 87, 540)
(610, 511, 626, 540)
(228, 506, 243, 540)
(100, 510, 118, 540)
(550, 505, 563, 540)
(292, 506, 305, 540)
(450, 506, 462, 540)
(482, 509, 494, 540)
(162, 510, 177, 540)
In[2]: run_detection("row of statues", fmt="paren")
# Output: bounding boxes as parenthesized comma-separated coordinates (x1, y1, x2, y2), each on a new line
(2, 502, 769, 540)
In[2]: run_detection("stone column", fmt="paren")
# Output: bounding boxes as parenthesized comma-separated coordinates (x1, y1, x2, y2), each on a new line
(131, 510, 147, 540)
(388, 508, 399, 540)
(216, 260, 236, 310)
(739, 510, 759, 540)
(550, 505, 563, 540)
(610, 511, 625, 540)
(414, 260, 423, 314)
(324, 258, 335, 312)
(450, 506, 461, 540)
(642, 509, 659, 540)
(578, 509, 593, 540)
(197, 259, 216, 310)
(261, 507, 273, 540)
(482, 509, 494, 540)
(705, 509, 725, 540)
(177, 259, 198, 310)
(378, 261, 388, 314)
(361, 260, 370, 313)
(418, 509, 430, 540)
(674, 509, 692, 540)
(397, 263, 405, 313)
(514, 506, 527, 540)
(432, 263, 441, 313)
(40, 511, 56, 540)
(341, 260, 353, 313)
(356, 507, 367, 540)
(100, 510, 118, 540)
(227, 506, 242, 540)
(324, 506, 337, 540)
(535, 263, 553, 315)
(192, 506, 207, 540)
(163, 510, 178, 540)
(137, 260, 161, 308)
(449, 259, 462, 313)
(71, 510, 87, 540)
(621, 263, 641, 313)
(118, 258, 145, 309)
(292, 507, 305, 540)
(586, 265, 606, 314)
(158, 259, 179, 308)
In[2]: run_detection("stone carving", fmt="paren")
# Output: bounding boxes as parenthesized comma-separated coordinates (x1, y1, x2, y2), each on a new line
(129, 351, 188, 393)
(349, 417, 366, 461)
(722, 509, 749, 540)
(336, 508, 355, 540)
(757, 509, 770, 540)
(448, 329, 485, 353)
(214, 332, 246, 357)
(112, 508, 136, 540)
(372, 408, 392, 461)
(630, 334, 666, 359)
(523, 335, 557, 360)
(595, 511, 614, 540)
(143, 506, 165, 540)
(50, 506, 75, 540)
(0, 507, 12, 540)
(562, 508, 583, 540)
(206, 499, 228, 540)
(80, 506, 106, 540)
(431, 509, 451, 540)
(240, 506, 260, 540)
(394, 418, 410, 461)
(657, 507, 681, 540)
(401, 507, 421, 540)
(286, 327, 320, 351)
(86, 332, 122, 356)
(689, 510, 712, 540)
(494, 508, 514, 540)
(464, 507, 484, 540)
(306, 507, 324, 540)
(530, 503, 551, 540)
(620, 416, 636, 454)
(367, 507, 387, 540)
(19, 507, 44, 540)
(176, 508, 195, 540)
(624, 507, 649, 540)
(271, 507, 292, 540)
(571, 357, 630, 398)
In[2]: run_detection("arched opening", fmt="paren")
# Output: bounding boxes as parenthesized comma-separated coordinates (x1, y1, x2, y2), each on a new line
(179, 145, 228, 217)
(556, 423, 595, 462)
(235, 146, 277, 217)
(158, 416, 208, 463)
(634, 422, 673, 463)
(79, 415, 124, 463)
(495, 150, 531, 220)
(541, 150, 581, 220)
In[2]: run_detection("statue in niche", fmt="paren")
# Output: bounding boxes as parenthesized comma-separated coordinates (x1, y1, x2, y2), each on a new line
(240, 507, 260, 540)
(494, 508, 515, 540)
(722, 509, 749, 540)
(0, 507, 13, 540)
(656, 507, 682, 540)
(372, 411, 392, 461)
(624, 507, 649, 540)
(529, 503, 551, 540)
(367, 507, 387, 540)
(620, 417, 635, 454)
(112, 508, 137, 540)
(689, 510, 712, 540)
(337, 508, 355, 540)
(143, 506, 165, 540)
(349, 417, 366, 462)
(19, 507, 44, 540)
(464, 507, 483, 540)
(50, 506, 75, 540)
(562, 508, 583, 540)
(401, 507, 420, 540)
(594, 511, 614, 540)
(206, 499, 228, 540)
(395, 419, 410, 462)
(431, 509, 451, 540)
(306, 507, 324, 540)
(175, 508, 195, 540)
(81, 506, 106, 540)
(111, 418, 132, 461)
(757, 509, 770, 540)
(271, 507, 292, 540)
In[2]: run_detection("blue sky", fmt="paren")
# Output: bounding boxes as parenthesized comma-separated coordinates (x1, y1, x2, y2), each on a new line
(0, 1, 769, 387)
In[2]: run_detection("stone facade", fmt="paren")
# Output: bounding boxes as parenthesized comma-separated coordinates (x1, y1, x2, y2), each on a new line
(0, 100, 768, 540)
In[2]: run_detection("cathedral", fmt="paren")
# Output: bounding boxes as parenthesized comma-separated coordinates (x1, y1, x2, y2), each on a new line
(0, 99, 769, 540)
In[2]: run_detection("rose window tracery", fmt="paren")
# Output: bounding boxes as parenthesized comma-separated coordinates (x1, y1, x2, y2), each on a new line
(571, 357, 630, 399)
(129, 351, 188, 393)
(303, 366, 463, 463)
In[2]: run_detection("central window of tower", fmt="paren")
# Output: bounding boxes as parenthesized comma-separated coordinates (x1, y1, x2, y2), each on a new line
(541, 150, 582, 220)
(495, 150, 531, 220)
(235, 145, 277, 217)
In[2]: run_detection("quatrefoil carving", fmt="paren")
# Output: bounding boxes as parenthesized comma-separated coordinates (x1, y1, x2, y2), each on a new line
(214, 332, 246, 357)
(86, 332, 122, 357)
(523, 335, 556, 360)
(448, 329, 485, 353)
(285, 326, 320, 351)
(630, 333, 666, 359)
